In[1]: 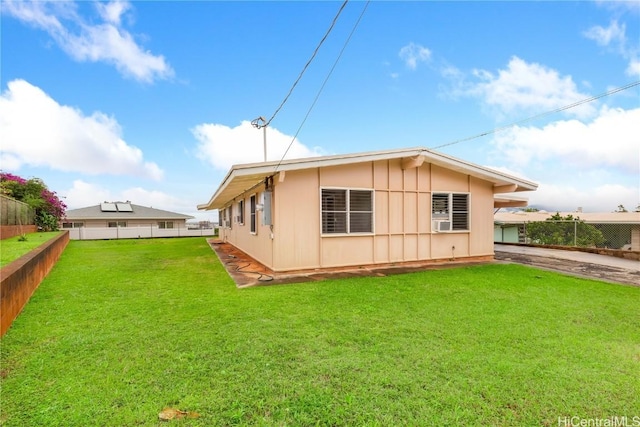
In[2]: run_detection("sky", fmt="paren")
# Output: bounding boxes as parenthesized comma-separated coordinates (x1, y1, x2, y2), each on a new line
(1, 0, 639, 222)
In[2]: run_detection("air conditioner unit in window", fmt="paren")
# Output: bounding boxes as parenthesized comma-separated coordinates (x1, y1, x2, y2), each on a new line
(432, 220, 451, 232)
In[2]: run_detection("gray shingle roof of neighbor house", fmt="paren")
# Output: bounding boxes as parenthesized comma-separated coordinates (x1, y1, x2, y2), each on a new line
(197, 146, 539, 210)
(64, 202, 194, 220)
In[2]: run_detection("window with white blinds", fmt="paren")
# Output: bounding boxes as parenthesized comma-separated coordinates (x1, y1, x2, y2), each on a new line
(321, 188, 373, 234)
(431, 193, 469, 231)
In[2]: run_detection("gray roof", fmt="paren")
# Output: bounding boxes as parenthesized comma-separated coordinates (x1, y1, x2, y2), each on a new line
(64, 203, 193, 221)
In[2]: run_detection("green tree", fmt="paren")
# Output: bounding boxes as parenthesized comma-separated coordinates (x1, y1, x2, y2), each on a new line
(0, 173, 66, 231)
(526, 213, 605, 247)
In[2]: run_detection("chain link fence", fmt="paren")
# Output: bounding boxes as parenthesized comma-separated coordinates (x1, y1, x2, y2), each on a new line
(494, 220, 639, 251)
(0, 194, 35, 226)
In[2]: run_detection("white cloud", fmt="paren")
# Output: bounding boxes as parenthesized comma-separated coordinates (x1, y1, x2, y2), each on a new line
(487, 106, 640, 212)
(2, 0, 173, 83)
(95, 0, 130, 25)
(583, 20, 626, 47)
(65, 24, 172, 82)
(583, 19, 639, 78)
(529, 182, 639, 213)
(0, 0, 68, 32)
(0, 153, 22, 171)
(491, 106, 640, 174)
(193, 120, 325, 171)
(0, 79, 163, 180)
(64, 180, 112, 208)
(399, 42, 431, 70)
(627, 59, 640, 77)
(467, 57, 596, 119)
(595, 0, 640, 14)
(65, 180, 186, 211)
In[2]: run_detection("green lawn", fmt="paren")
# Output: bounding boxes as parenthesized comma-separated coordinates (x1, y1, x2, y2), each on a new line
(1, 237, 638, 426)
(0, 231, 63, 267)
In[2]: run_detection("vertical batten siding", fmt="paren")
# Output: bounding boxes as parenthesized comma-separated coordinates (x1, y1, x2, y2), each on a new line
(470, 176, 495, 257)
(374, 159, 435, 265)
(272, 168, 322, 271)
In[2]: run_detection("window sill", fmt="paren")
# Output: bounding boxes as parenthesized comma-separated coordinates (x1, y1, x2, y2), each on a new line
(321, 233, 374, 237)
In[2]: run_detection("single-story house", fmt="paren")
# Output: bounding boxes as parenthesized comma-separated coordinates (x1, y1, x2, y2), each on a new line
(198, 147, 537, 273)
(62, 202, 194, 240)
(494, 210, 640, 250)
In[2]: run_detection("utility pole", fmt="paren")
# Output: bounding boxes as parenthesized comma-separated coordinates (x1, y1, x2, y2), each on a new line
(251, 116, 267, 161)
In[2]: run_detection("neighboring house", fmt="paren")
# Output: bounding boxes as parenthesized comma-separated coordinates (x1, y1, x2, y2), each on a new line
(494, 210, 640, 250)
(62, 202, 194, 240)
(198, 147, 537, 273)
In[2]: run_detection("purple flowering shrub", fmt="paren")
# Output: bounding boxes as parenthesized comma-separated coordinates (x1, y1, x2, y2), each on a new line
(1, 173, 67, 231)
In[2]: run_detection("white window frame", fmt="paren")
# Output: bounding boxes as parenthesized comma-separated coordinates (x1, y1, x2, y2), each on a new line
(320, 187, 374, 236)
(108, 221, 127, 228)
(238, 199, 245, 225)
(158, 221, 174, 229)
(431, 192, 470, 232)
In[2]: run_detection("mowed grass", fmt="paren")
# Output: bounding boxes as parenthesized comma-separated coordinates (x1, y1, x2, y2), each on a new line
(1, 238, 638, 426)
(0, 231, 62, 267)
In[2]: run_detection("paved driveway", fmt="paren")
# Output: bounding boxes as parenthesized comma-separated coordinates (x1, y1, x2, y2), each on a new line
(494, 244, 640, 286)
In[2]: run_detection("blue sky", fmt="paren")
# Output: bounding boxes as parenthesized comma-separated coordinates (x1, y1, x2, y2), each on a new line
(1, 0, 639, 222)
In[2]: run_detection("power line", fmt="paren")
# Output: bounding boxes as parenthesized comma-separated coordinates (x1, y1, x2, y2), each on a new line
(274, 1, 370, 172)
(265, 0, 350, 128)
(430, 80, 640, 150)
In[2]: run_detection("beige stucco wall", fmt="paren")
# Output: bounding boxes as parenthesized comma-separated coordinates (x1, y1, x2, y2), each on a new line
(220, 158, 497, 272)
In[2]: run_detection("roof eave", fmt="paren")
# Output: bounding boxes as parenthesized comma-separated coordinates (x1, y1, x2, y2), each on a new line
(198, 147, 539, 210)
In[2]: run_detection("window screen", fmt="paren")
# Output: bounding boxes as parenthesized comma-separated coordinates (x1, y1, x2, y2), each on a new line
(322, 189, 373, 234)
